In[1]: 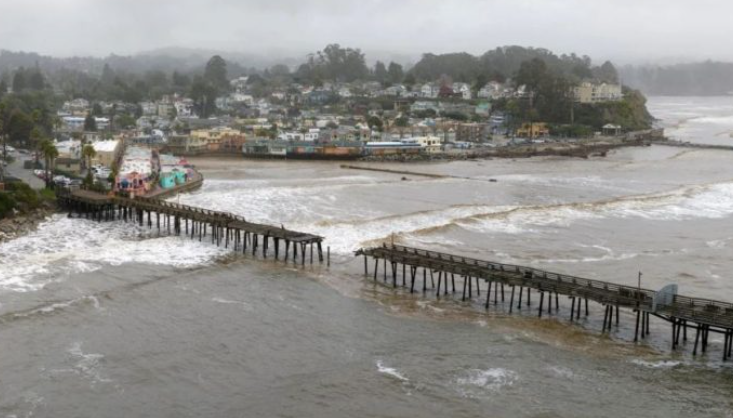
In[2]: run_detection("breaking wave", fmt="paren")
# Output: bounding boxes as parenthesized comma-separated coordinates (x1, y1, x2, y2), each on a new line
(300, 180, 733, 253)
(0, 215, 229, 293)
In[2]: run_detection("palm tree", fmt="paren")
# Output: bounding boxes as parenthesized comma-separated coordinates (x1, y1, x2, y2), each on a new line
(30, 127, 43, 165)
(82, 144, 96, 173)
(40, 139, 58, 189)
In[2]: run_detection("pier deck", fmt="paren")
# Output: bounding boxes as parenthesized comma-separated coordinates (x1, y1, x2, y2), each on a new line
(358, 244, 733, 359)
(56, 187, 325, 264)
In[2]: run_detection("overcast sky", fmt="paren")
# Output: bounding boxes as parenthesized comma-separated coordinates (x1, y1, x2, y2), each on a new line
(0, 0, 730, 64)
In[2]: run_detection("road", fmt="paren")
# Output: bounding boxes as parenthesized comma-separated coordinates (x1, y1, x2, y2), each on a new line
(2, 150, 45, 189)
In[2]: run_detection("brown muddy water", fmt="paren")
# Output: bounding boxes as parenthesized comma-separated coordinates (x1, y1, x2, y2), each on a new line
(1, 97, 733, 417)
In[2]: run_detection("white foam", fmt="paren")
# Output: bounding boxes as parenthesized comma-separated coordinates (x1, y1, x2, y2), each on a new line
(546, 365, 576, 379)
(455, 368, 518, 394)
(376, 360, 409, 381)
(304, 205, 513, 254)
(461, 182, 733, 236)
(66, 341, 113, 384)
(0, 215, 229, 293)
(175, 176, 388, 226)
(211, 297, 253, 310)
(630, 359, 682, 369)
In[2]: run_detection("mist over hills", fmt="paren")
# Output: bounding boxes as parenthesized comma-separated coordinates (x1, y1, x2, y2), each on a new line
(2, 46, 733, 96)
(0, 47, 417, 78)
(620, 62, 733, 96)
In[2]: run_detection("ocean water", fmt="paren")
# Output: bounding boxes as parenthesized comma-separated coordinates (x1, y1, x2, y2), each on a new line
(1, 98, 733, 417)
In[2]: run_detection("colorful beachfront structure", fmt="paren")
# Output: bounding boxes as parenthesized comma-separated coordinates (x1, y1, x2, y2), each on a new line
(114, 145, 194, 196)
(116, 146, 155, 197)
(158, 154, 193, 189)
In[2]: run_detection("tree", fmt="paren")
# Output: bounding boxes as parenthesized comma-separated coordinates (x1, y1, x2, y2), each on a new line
(403, 73, 416, 90)
(190, 76, 217, 118)
(387, 62, 404, 84)
(28, 69, 45, 90)
(82, 144, 96, 172)
(204, 55, 229, 94)
(7, 110, 33, 147)
(516, 58, 549, 93)
(269, 64, 291, 77)
(172, 71, 191, 92)
(374, 61, 388, 83)
(12, 69, 27, 92)
(92, 103, 104, 117)
(40, 139, 58, 188)
(0, 79, 8, 99)
(296, 44, 369, 83)
(594, 61, 619, 83)
(84, 114, 97, 132)
(30, 127, 44, 163)
(394, 116, 409, 127)
(367, 116, 383, 131)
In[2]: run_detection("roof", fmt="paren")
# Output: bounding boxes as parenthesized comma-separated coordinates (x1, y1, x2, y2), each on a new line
(92, 140, 119, 153)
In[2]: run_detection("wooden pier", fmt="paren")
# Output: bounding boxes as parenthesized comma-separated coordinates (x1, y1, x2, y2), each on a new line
(56, 187, 325, 265)
(357, 244, 733, 360)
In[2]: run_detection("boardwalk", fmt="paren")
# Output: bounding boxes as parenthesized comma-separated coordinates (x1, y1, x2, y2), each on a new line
(56, 187, 325, 265)
(357, 244, 733, 359)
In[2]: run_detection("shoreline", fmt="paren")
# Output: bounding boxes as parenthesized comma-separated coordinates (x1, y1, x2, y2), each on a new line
(231, 139, 653, 164)
(0, 207, 56, 243)
(357, 139, 651, 163)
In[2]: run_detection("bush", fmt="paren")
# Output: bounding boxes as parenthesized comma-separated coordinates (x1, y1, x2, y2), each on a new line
(6, 182, 40, 211)
(0, 191, 17, 218)
(39, 188, 56, 202)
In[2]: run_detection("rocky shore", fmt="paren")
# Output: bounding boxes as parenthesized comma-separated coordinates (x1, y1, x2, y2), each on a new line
(0, 207, 56, 243)
(358, 139, 651, 163)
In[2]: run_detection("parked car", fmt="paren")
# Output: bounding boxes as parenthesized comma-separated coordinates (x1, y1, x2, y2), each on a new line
(53, 175, 72, 186)
(95, 168, 112, 180)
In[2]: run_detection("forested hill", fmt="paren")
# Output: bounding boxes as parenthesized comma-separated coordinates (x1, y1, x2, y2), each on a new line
(407, 46, 620, 84)
(620, 61, 733, 96)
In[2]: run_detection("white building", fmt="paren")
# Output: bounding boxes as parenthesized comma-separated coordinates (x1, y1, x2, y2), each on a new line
(61, 116, 109, 131)
(62, 98, 90, 116)
(420, 83, 439, 99)
(452, 83, 472, 100)
(574, 82, 623, 103)
(402, 135, 443, 154)
(174, 99, 195, 117)
(478, 81, 506, 100)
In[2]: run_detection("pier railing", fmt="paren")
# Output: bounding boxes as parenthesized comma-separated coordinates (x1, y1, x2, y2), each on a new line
(358, 243, 733, 359)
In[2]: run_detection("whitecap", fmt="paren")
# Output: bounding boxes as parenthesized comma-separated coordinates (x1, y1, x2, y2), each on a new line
(376, 360, 409, 381)
(211, 297, 253, 310)
(456, 368, 518, 393)
(630, 359, 682, 369)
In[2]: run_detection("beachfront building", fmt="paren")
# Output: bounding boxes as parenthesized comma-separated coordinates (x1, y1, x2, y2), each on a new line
(456, 123, 490, 143)
(403, 136, 444, 154)
(158, 154, 192, 189)
(190, 127, 247, 153)
(516, 123, 550, 138)
(166, 135, 209, 155)
(115, 146, 155, 197)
